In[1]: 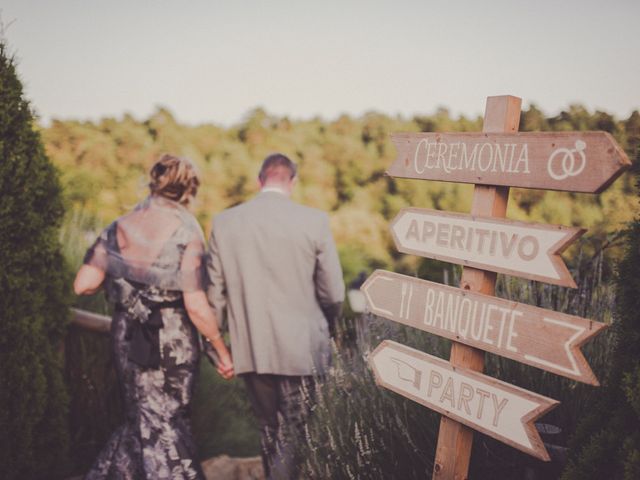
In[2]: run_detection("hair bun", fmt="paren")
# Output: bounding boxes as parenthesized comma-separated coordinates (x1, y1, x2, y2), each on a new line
(149, 154, 199, 206)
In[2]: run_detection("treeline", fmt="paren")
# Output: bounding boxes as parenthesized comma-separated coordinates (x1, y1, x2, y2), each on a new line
(43, 105, 640, 284)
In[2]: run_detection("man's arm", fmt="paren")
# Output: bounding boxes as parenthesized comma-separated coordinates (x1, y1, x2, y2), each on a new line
(205, 225, 228, 330)
(314, 214, 345, 336)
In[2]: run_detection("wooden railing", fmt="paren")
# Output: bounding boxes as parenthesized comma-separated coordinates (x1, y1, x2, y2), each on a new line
(71, 308, 111, 333)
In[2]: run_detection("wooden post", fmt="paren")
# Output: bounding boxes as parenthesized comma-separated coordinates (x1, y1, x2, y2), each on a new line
(432, 95, 522, 479)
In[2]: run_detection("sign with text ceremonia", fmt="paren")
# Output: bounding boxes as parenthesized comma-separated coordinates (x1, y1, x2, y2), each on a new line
(370, 341, 558, 460)
(390, 208, 584, 287)
(388, 132, 630, 193)
(362, 270, 606, 385)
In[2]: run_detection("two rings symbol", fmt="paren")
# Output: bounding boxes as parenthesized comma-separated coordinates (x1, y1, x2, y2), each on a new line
(547, 140, 587, 181)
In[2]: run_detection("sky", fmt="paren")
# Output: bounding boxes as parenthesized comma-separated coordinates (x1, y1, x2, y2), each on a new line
(2, 0, 639, 126)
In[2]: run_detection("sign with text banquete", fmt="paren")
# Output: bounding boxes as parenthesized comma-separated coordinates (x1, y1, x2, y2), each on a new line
(364, 115, 630, 463)
(363, 270, 605, 385)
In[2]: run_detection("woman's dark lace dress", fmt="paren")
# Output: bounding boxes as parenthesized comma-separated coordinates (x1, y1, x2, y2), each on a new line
(83, 197, 207, 480)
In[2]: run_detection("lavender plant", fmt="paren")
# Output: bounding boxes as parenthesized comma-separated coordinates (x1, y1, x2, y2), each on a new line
(301, 243, 618, 479)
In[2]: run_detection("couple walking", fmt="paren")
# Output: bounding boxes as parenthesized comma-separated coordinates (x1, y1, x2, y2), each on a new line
(74, 153, 345, 479)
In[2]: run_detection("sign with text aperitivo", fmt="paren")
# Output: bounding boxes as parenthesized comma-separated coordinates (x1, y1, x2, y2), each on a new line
(369, 340, 559, 461)
(361, 270, 606, 385)
(387, 131, 630, 193)
(390, 208, 584, 288)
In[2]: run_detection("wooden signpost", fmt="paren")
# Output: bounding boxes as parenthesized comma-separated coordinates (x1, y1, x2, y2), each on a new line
(362, 270, 606, 385)
(363, 95, 630, 479)
(390, 208, 584, 287)
(369, 340, 558, 460)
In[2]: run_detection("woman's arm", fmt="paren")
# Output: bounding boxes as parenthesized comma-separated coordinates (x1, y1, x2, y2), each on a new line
(73, 264, 106, 295)
(183, 289, 234, 379)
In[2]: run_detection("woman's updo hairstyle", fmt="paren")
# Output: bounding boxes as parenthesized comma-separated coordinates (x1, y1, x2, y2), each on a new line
(149, 154, 200, 206)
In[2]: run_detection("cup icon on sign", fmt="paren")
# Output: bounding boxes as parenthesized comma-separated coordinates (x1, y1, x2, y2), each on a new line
(390, 357, 422, 389)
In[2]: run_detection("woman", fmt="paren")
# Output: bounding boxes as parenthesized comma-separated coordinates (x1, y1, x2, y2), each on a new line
(74, 154, 233, 479)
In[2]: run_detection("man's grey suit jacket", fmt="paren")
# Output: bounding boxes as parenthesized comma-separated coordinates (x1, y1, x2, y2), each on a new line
(206, 191, 345, 376)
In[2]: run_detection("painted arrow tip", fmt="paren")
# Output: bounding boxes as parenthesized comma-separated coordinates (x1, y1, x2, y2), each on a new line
(593, 132, 632, 193)
(360, 269, 391, 314)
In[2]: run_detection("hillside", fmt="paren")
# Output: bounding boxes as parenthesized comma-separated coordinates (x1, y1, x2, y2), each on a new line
(43, 105, 640, 284)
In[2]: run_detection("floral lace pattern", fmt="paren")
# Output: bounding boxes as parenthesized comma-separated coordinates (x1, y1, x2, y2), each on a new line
(84, 287, 204, 479)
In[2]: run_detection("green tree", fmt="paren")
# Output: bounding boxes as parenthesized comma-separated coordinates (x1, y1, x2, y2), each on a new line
(0, 42, 71, 478)
(42, 100, 637, 288)
(625, 111, 640, 162)
(562, 169, 640, 480)
(520, 104, 550, 131)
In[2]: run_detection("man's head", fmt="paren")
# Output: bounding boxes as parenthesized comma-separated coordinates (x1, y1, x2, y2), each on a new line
(258, 153, 297, 194)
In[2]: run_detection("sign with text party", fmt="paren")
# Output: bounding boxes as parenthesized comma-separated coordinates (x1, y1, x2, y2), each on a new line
(361, 270, 606, 385)
(369, 340, 558, 460)
(387, 132, 630, 193)
(390, 208, 584, 287)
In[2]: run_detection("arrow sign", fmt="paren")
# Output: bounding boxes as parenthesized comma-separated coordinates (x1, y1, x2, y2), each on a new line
(390, 208, 584, 287)
(369, 340, 559, 460)
(362, 270, 606, 385)
(388, 131, 630, 193)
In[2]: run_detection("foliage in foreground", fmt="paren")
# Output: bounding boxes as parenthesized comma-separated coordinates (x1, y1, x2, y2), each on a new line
(191, 359, 260, 459)
(302, 321, 443, 479)
(562, 164, 640, 480)
(302, 251, 617, 480)
(0, 42, 71, 479)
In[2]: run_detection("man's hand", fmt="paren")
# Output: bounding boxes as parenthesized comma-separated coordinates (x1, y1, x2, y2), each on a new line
(322, 301, 343, 338)
(216, 354, 235, 380)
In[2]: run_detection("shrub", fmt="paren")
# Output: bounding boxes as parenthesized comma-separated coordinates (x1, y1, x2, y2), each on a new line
(0, 42, 71, 478)
(562, 160, 640, 480)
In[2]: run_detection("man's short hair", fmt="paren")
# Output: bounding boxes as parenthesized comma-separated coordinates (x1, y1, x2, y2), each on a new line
(258, 153, 297, 183)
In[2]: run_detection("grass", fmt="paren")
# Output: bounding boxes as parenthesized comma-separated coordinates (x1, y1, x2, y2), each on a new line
(301, 322, 444, 479)
(192, 359, 260, 459)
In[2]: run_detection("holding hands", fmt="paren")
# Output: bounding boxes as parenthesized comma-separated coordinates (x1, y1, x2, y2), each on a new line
(184, 290, 235, 380)
(205, 333, 235, 380)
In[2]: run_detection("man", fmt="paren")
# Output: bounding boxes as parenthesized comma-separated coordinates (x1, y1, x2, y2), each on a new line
(206, 153, 345, 479)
